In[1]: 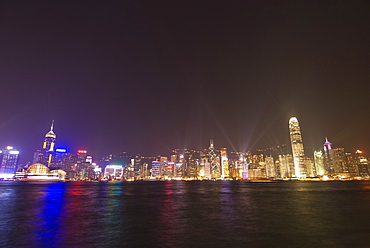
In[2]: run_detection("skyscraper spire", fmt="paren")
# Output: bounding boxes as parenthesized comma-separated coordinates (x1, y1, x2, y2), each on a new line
(45, 120, 56, 138)
(323, 137, 333, 175)
(50, 120, 54, 131)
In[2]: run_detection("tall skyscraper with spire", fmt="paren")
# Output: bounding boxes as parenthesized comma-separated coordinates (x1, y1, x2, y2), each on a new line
(289, 117, 307, 177)
(34, 121, 56, 167)
(208, 139, 221, 178)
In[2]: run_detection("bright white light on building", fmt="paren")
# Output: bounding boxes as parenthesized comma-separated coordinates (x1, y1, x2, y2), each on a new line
(0, 173, 15, 179)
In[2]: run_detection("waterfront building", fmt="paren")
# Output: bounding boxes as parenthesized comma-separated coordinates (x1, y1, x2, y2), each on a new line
(185, 152, 199, 178)
(332, 148, 345, 175)
(249, 168, 263, 178)
(199, 156, 210, 178)
(208, 140, 221, 178)
(170, 152, 185, 178)
(135, 156, 155, 179)
(274, 160, 281, 178)
(279, 154, 294, 178)
(354, 150, 369, 178)
(231, 153, 246, 179)
(166, 162, 175, 177)
(133, 154, 142, 178)
(323, 138, 334, 175)
(248, 154, 266, 175)
(228, 160, 238, 178)
(289, 117, 307, 177)
(314, 149, 325, 176)
(151, 161, 161, 178)
(305, 157, 316, 177)
(159, 156, 169, 178)
(141, 162, 150, 178)
(174, 161, 183, 178)
(343, 152, 358, 177)
(17, 163, 66, 181)
(74, 151, 94, 180)
(54, 148, 69, 165)
(204, 162, 211, 178)
(0, 146, 20, 179)
(265, 156, 275, 178)
(220, 148, 229, 178)
(104, 165, 123, 179)
(126, 158, 135, 179)
(53, 149, 94, 180)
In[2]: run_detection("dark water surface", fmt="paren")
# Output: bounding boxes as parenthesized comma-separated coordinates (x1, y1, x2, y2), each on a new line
(1, 180, 370, 248)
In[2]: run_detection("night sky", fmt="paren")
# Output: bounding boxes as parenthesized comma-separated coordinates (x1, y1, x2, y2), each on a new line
(1, 1, 369, 164)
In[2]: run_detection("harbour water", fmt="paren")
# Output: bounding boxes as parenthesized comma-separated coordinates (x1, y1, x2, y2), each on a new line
(1, 180, 370, 247)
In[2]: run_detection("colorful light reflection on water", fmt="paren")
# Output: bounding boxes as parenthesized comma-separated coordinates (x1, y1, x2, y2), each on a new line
(1, 181, 370, 247)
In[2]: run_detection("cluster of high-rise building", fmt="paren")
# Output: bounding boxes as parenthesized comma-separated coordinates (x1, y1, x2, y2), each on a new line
(286, 117, 364, 179)
(0, 117, 369, 181)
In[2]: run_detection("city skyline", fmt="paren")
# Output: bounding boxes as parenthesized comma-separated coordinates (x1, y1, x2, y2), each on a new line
(3, 116, 368, 166)
(1, 115, 368, 181)
(0, 1, 369, 163)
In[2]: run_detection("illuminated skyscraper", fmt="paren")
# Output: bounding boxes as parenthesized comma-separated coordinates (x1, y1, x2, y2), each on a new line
(305, 157, 316, 177)
(278, 154, 294, 178)
(220, 148, 229, 178)
(43, 121, 56, 166)
(332, 147, 345, 174)
(208, 140, 221, 178)
(34, 121, 56, 167)
(265, 156, 275, 178)
(159, 156, 169, 178)
(289, 117, 306, 177)
(151, 161, 161, 178)
(314, 149, 325, 176)
(354, 150, 369, 178)
(0, 146, 20, 178)
(343, 152, 358, 177)
(323, 138, 333, 175)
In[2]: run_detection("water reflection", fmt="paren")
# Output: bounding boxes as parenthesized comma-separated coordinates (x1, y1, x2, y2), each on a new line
(33, 182, 66, 246)
(154, 181, 183, 247)
(1, 181, 370, 247)
(0, 182, 18, 247)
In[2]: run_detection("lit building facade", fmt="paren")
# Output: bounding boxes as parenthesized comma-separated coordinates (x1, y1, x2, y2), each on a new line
(332, 148, 345, 175)
(304, 157, 316, 177)
(0, 146, 20, 178)
(151, 161, 161, 178)
(354, 150, 369, 178)
(208, 140, 221, 178)
(279, 154, 294, 178)
(34, 121, 56, 167)
(220, 148, 229, 178)
(289, 117, 307, 177)
(314, 149, 325, 176)
(159, 156, 169, 178)
(104, 165, 123, 179)
(343, 152, 358, 177)
(323, 138, 334, 175)
(265, 156, 275, 178)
